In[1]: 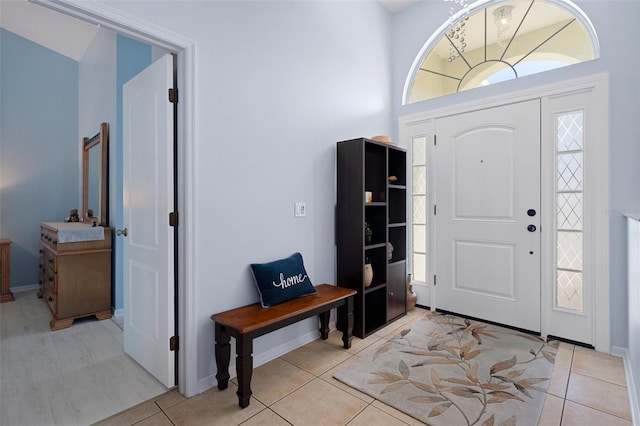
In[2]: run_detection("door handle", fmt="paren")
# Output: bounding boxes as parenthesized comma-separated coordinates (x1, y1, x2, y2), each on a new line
(116, 228, 128, 237)
(527, 225, 537, 232)
(527, 209, 536, 217)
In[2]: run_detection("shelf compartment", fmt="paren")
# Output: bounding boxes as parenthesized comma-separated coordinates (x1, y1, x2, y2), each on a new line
(388, 148, 407, 186)
(364, 288, 387, 335)
(388, 226, 407, 263)
(365, 205, 386, 246)
(389, 187, 406, 225)
(365, 245, 387, 286)
(365, 143, 387, 203)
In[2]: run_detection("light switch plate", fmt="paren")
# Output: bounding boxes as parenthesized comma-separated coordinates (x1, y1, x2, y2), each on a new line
(294, 202, 306, 217)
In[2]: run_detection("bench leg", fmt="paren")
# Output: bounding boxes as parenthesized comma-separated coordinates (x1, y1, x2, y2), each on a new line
(338, 295, 354, 349)
(236, 335, 253, 408)
(214, 323, 231, 390)
(318, 310, 330, 340)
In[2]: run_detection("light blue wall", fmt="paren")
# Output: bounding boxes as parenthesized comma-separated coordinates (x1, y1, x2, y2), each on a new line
(0, 26, 151, 309)
(0, 28, 79, 288)
(391, 0, 640, 348)
(114, 35, 152, 311)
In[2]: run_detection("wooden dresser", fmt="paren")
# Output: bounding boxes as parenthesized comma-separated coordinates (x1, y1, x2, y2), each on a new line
(38, 222, 112, 330)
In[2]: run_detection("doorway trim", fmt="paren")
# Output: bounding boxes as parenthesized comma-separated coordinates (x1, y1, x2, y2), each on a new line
(400, 72, 609, 352)
(32, 0, 198, 396)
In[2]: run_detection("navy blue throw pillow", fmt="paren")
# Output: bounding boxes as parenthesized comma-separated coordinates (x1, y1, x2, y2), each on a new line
(250, 252, 316, 307)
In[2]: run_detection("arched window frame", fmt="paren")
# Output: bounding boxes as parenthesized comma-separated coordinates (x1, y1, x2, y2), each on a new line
(402, 0, 600, 105)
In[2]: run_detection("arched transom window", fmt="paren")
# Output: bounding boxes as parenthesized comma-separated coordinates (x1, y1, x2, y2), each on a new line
(404, 0, 599, 103)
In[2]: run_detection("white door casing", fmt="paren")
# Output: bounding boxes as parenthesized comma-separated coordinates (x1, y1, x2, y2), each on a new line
(434, 100, 541, 332)
(541, 88, 607, 346)
(400, 73, 609, 351)
(33, 0, 199, 397)
(123, 54, 175, 388)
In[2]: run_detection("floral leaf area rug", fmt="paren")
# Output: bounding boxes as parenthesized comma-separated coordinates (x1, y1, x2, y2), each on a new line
(334, 312, 557, 426)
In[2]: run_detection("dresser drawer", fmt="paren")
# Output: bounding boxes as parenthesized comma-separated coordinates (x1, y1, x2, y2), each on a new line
(39, 248, 45, 284)
(44, 267, 57, 293)
(42, 270, 57, 314)
(40, 227, 59, 250)
(41, 247, 57, 273)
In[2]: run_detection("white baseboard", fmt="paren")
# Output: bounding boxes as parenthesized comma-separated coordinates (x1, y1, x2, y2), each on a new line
(11, 284, 40, 293)
(197, 322, 334, 395)
(611, 346, 639, 426)
(112, 309, 124, 330)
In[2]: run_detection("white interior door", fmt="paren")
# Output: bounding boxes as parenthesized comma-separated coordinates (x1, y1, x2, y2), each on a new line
(434, 100, 541, 332)
(122, 54, 175, 388)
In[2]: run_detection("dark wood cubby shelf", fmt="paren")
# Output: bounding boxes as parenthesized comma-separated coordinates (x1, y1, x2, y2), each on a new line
(336, 137, 407, 338)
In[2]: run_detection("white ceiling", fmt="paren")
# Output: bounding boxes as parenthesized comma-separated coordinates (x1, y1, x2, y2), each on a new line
(0, 0, 100, 61)
(0, 0, 416, 62)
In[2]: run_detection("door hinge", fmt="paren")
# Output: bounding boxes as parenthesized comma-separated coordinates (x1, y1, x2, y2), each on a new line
(434, 134, 437, 146)
(434, 205, 437, 215)
(168, 88, 178, 104)
(434, 275, 437, 286)
(169, 211, 178, 227)
(170, 335, 179, 351)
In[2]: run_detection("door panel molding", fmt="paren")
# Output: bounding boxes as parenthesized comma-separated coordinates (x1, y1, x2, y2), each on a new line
(453, 239, 516, 299)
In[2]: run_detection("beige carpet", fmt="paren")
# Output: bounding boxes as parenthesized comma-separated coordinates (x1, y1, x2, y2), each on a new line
(334, 312, 557, 426)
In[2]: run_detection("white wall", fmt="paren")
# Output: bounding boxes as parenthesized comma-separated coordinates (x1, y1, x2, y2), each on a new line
(391, 0, 640, 349)
(102, 0, 393, 390)
(78, 29, 117, 217)
(627, 216, 640, 422)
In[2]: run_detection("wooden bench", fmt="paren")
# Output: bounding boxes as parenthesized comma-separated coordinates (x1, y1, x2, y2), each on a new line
(211, 284, 356, 408)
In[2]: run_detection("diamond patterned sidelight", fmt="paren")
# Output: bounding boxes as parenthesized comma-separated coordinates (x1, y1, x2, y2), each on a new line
(411, 135, 428, 286)
(557, 153, 583, 192)
(413, 167, 426, 195)
(556, 112, 584, 313)
(557, 112, 583, 152)
(413, 195, 426, 224)
(557, 231, 583, 270)
(557, 270, 583, 311)
(412, 136, 427, 166)
(413, 224, 426, 253)
(557, 193, 583, 230)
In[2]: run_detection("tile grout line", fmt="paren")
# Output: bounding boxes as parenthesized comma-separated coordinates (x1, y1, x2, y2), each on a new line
(558, 345, 574, 425)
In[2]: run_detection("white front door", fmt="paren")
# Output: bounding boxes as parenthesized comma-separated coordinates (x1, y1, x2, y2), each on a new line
(122, 54, 175, 388)
(434, 100, 541, 332)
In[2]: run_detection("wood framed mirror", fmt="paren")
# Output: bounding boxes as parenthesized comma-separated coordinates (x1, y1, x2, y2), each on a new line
(82, 123, 109, 226)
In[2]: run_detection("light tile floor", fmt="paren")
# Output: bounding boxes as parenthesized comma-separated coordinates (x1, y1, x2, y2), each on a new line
(96, 308, 633, 426)
(0, 290, 168, 426)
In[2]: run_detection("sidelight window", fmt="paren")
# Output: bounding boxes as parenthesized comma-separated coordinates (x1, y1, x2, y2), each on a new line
(556, 111, 584, 311)
(411, 136, 428, 283)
